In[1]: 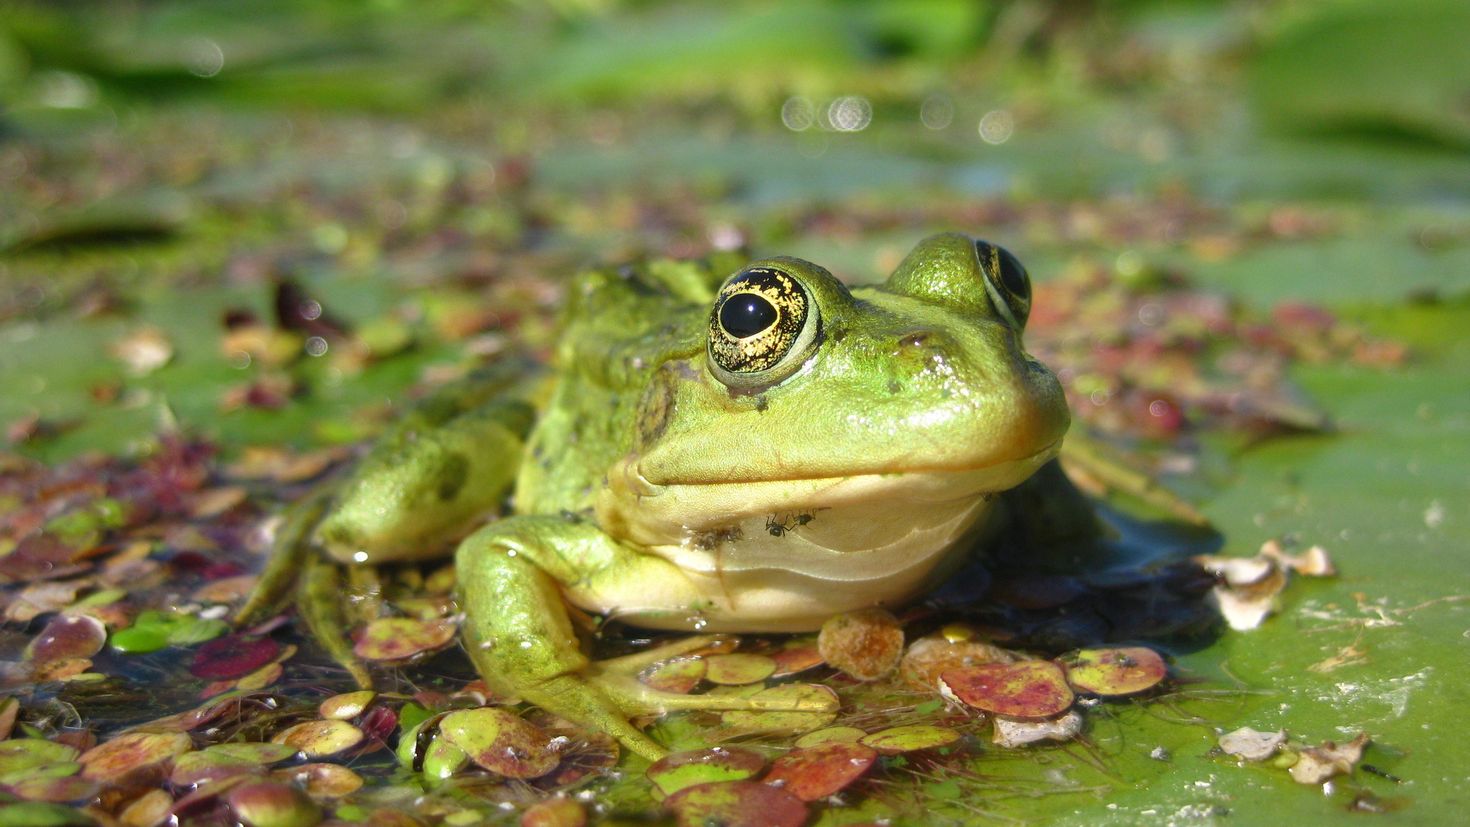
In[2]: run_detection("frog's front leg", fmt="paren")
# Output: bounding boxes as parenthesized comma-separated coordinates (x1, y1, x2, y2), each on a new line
(456, 515, 836, 761)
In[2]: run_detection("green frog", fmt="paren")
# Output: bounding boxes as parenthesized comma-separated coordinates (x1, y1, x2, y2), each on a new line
(241, 232, 1111, 761)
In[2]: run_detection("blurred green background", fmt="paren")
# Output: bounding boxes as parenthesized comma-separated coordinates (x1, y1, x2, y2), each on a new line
(2, 0, 1469, 824)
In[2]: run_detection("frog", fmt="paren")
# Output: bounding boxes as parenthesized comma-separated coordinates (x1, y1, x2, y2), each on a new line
(239, 232, 1117, 761)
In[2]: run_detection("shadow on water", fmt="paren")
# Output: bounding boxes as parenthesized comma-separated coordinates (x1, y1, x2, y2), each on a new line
(927, 500, 1225, 657)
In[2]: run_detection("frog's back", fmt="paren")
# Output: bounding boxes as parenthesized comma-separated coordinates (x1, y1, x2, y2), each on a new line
(513, 254, 742, 516)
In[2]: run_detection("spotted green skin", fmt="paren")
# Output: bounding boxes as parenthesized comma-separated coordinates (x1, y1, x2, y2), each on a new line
(306, 233, 1077, 760)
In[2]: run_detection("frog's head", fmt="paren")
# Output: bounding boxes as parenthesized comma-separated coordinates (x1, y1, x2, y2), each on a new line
(615, 232, 1068, 530)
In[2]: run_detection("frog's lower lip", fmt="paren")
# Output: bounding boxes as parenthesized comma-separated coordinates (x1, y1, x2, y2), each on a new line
(639, 437, 1063, 494)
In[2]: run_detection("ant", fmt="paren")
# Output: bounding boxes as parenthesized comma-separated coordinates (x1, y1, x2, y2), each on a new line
(765, 511, 817, 537)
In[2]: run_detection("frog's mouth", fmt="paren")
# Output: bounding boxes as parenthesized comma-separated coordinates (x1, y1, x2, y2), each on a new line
(598, 438, 1062, 549)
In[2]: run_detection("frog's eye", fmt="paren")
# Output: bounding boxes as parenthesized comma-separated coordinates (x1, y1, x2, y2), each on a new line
(975, 240, 1031, 329)
(708, 266, 819, 388)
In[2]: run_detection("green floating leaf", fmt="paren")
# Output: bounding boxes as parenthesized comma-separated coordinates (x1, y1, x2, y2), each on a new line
(859, 725, 961, 755)
(702, 653, 776, 685)
(437, 708, 558, 779)
(646, 747, 765, 797)
(1062, 647, 1167, 697)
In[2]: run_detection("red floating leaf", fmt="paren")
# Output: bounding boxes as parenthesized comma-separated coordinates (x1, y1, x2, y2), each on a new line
(939, 661, 1075, 719)
(665, 781, 806, 827)
(764, 742, 877, 801)
(26, 615, 106, 664)
(190, 635, 281, 681)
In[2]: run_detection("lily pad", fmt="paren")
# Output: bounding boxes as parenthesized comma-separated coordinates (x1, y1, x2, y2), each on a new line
(646, 747, 765, 797)
(900, 634, 1015, 690)
(25, 615, 106, 664)
(768, 644, 825, 678)
(438, 708, 559, 779)
(763, 741, 877, 801)
(939, 661, 1075, 719)
(271, 763, 364, 798)
(639, 657, 706, 694)
(318, 691, 375, 720)
(270, 720, 364, 758)
(226, 779, 323, 827)
(352, 617, 456, 662)
(817, 608, 904, 681)
(0, 740, 80, 776)
(419, 734, 469, 782)
(521, 796, 586, 827)
(665, 780, 806, 827)
(859, 725, 961, 755)
(78, 731, 192, 782)
(793, 726, 867, 749)
(1062, 647, 1168, 696)
(190, 635, 281, 681)
(702, 653, 776, 685)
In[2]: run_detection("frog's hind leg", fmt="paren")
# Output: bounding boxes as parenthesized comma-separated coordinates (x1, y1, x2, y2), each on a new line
(456, 516, 836, 761)
(237, 367, 538, 687)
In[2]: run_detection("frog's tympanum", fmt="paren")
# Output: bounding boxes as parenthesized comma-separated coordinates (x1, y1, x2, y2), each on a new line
(243, 232, 1091, 760)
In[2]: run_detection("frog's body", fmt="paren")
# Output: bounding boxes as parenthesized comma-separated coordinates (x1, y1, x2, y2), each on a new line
(247, 233, 1087, 760)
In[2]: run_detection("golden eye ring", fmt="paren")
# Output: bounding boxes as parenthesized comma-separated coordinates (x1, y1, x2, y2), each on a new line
(707, 266, 818, 388)
(975, 240, 1032, 329)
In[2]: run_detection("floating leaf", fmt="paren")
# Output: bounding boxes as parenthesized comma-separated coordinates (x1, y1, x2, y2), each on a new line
(25, 615, 106, 664)
(763, 741, 877, 801)
(0, 802, 97, 826)
(639, 657, 706, 694)
(352, 618, 457, 662)
(1219, 727, 1287, 762)
(900, 633, 1015, 690)
(939, 661, 1075, 719)
(769, 644, 824, 678)
(319, 691, 375, 720)
(992, 711, 1084, 748)
(190, 635, 281, 680)
(646, 747, 765, 797)
(420, 734, 469, 782)
(170, 749, 268, 787)
(859, 725, 960, 755)
(270, 720, 364, 758)
(794, 726, 866, 749)
(272, 763, 363, 798)
(118, 788, 172, 827)
(1062, 647, 1167, 696)
(520, 795, 586, 827)
(817, 608, 904, 681)
(109, 625, 170, 655)
(719, 684, 838, 736)
(0, 739, 80, 776)
(5, 774, 101, 804)
(79, 732, 192, 782)
(226, 779, 323, 827)
(702, 653, 776, 685)
(438, 708, 558, 779)
(664, 781, 806, 827)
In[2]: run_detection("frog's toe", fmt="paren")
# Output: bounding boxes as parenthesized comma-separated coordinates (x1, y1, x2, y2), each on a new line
(592, 672, 839, 715)
(593, 634, 735, 676)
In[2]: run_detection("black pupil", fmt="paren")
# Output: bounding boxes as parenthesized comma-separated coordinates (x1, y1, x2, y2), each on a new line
(720, 294, 779, 338)
(996, 248, 1029, 299)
